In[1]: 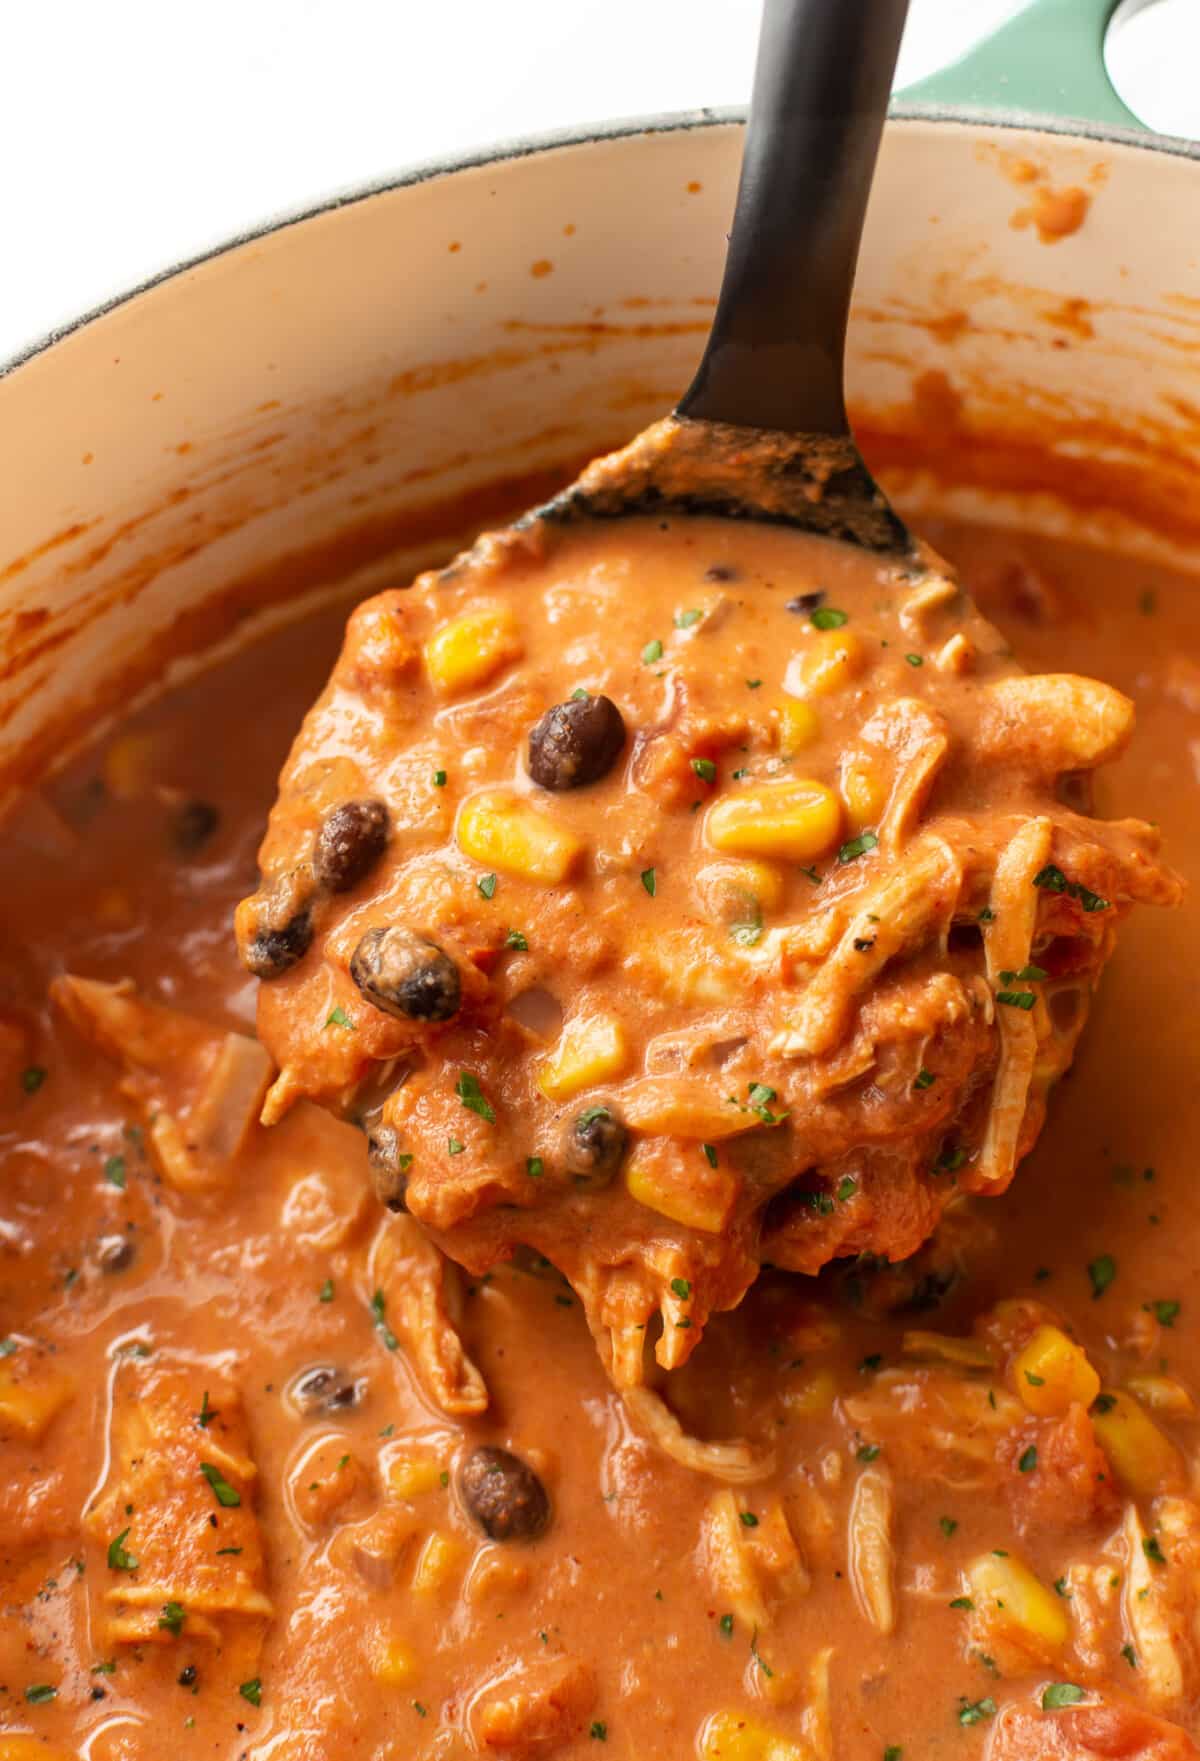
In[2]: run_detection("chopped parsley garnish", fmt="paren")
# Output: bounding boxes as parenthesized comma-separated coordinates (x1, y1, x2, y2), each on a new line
(21, 1065, 46, 1094)
(1017, 1445, 1038, 1474)
(718, 1613, 734, 1638)
(91, 1660, 117, 1675)
(996, 990, 1036, 1010)
(239, 1677, 263, 1707)
(107, 1528, 139, 1572)
(800, 864, 822, 884)
(24, 1684, 57, 1704)
(691, 757, 717, 783)
(104, 1154, 126, 1188)
(526, 1157, 544, 1178)
(1025, 1371, 1045, 1387)
(215, 1546, 242, 1556)
(746, 678, 762, 690)
(1122, 1643, 1138, 1668)
(939, 1516, 958, 1537)
(1143, 1535, 1167, 1566)
(447, 1137, 465, 1156)
(197, 1390, 216, 1428)
(318, 1278, 334, 1303)
(504, 928, 528, 951)
(701, 1145, 718, 1169)
(905, 653, 923, 667)
(1092, 1393, 1117, 1414)
(949, 1596, 974, 1611)
(1088, 1254, 1117, 1299)
(957, 1697, 996, 1726)
(1146, 1299, 1180, 1327)
(571, 687, 590, 700)
(884, 1749, 903, 1761)
(738, 1511, 759, 1528)
(477, 872, 498, 900)
(730, 917, 762, 947)
(199, 1462, 241, 1508)
(640, 868, 657, 897)
(432, 768, 447, 787)
(1033, 863, 1110, 913)
(737, 1081, 786, 1126)
(838, 830, 878, 864)
(158, 1600, 186, 1635)
(370, 1289, 399, 1351)
(749, 1630, 773, 1678)
(641, 638, 664, 664)
(455, 1071, 495, 1122)
(590, 1721, 609, 1741)
(675, 608, 704, 629)
(0, 1338, 16, 1358)
(836, 1176, 858, 1203)
(1054, 1576, 1070, 1597)
(1042, 1683, 1085, 1709)
(325, 1005, 355, 1030)
(810, 606, 848, 630)
(913, 1068, 936, 1090)
(857, 1443, 881, 1463)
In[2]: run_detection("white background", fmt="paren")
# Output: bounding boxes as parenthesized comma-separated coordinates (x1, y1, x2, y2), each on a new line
(2, 0, 1196, 365)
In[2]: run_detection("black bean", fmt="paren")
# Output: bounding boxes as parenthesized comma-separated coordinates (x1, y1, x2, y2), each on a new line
(96, 1233, 135, 1274)
(368, 1126, 409, 1212)
(350, 926, 461, 1023)
(314, 799, 390, 894)
(527, 695, 626, 792)
(290, 1364, 365, 1415)
(170, 798, 220, 855)
(785, 590, 825, 614)
(457, 1445, 550, 1542)
(244, 908, 313, 980)
(562, 1103, 626, 1188)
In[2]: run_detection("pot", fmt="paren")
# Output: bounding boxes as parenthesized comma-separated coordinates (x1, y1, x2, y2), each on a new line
(2, 0, 1198, 807)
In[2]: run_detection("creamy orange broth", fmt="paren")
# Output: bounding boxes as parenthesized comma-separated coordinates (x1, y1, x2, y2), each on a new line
(0, 519, 1197, 1761)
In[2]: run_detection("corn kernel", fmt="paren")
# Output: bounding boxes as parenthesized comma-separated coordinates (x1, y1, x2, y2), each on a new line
(371, 1635, 418, 1686)
(384, 1455, 445, 1500)
(0, 1366, 73, 1442)
(785, 628, 866, 698)
(840, 757, 889, 832)
(538, 1014, 629, 1101)
(1012, 1325, 1100, 1417)
(902, 1330, 995, 1371)
(771, 699, 820, 753)
(423, 604, 522, 697)
(411, 1531, 465, 1595)
(0, 1741, 76, 1761)
(457, 791, 583, 884)
(625, 1142, 739, 1234)
(1091, 1389, 1184, 1495)
(965, 1551, 1070, 1655)
(699, 1709, 808, 1761)
(707, 779, 841, 864)
(779, 1368, 838, 1418)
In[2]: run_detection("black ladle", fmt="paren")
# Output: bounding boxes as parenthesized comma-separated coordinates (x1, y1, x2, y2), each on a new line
(524, 0, 919, 555)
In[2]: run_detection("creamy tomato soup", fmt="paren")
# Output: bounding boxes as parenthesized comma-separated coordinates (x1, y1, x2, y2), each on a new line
(0, 513, 1197, 1761)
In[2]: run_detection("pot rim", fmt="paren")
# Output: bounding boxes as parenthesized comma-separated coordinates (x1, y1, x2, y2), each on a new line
(4, 101, 1197, 385)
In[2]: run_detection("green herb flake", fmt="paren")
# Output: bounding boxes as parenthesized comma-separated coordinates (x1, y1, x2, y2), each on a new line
(318, 1278, 334, 1304)
(718, 1613, 734, 1638)
(526, 1157, 544, 1179)
(1033, 863, 1111, 914)
(371, 1289, 399, 1351)
(836, 1175, 858, 1203)
(857, 1443, 881, 1463)
(104, 1154, 127, 1188)
(949, 1596, 974, 1611)
(913, 1068, 936, 1091)
(641, 867, 657, 897)
(859, 1353, 883, 1373)
(996, 990, 1036, 1011)
(884, 1749, 903, 1761)
(197, 1390, 216, 1429)
(1143, 1535, 1168, 1566)
(1025, 1371, 1046, 1387)
(325, 1005, 355, 1031)
(215, 1546, 243, 1556)
(1054, 1576, 1070, 1597)
(1146, 1299, 1180, 1328)
(641, 638, 664, 665)
(0, 1337, 16, 1358)
(432, 768, 447, 787)
(504, 928, 528, 951)
(1088, 1254, 1117, 1299)
(811, 606, 848, 630)
(730, 919, 763, 947)
(455, 1071, 495, 1122)
(1042, 1683, 1085, 1709)
(1122, 1643, 1138, 1668)
(107, 1528, 139, 1573)
(691, 757, 717, 783)
(939, 1516, 958, 1537)
(477, 872, 498, 900)
(1018, 1445, 1038, 1474)
(24, 1684, 57, 1704)
(746, 677, 762, 690)
(905, 653, 924, 667)
(158, 1600, 187, 1635)
(957, 1697, 996, 1727)
(700, 1144, 719, 1170)
(749, 1630, 773, 1678)
(590, 1721, 609, 1741)
(738, 1510, 759, 1528)
(199, 1462, 241, 1508)
(92, 1660, 117, 1675)
(447, 1137, 465, 1156)
(21, 1065, 47, 1094)
(838, 830, 879, 864)
(239, 1677, 263, 1707)
(675, 608, 703, 629)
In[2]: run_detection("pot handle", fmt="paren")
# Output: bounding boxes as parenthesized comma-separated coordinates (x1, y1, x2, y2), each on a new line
(897, 0, 1143, 132)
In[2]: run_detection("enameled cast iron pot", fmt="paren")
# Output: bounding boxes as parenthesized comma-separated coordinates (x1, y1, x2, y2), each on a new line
(2, 0, 1199, 806)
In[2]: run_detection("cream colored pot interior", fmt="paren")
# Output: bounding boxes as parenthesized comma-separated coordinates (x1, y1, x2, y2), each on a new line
(2, 117, 1199, 801)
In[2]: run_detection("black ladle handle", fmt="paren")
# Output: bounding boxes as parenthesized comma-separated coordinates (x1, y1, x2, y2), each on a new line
(678, 0, 911, 438)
